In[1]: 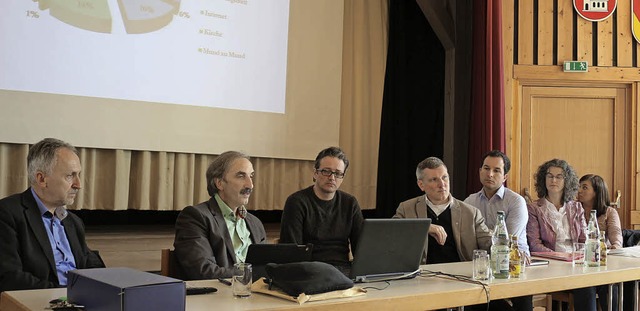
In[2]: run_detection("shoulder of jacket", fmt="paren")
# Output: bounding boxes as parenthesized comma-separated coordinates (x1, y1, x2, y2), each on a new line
(401, 196, 422, 206)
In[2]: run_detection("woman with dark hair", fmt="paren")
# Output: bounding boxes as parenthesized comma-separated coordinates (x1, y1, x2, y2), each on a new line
(577, 174, 622, 249)
(526, 159, 596, 311)
(577, 174, 623, 311)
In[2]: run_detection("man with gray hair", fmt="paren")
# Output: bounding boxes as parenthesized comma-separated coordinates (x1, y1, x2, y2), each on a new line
(394, 157, 491, 264)
(174, 151, 266, 280)
(0, 138, 105, 292)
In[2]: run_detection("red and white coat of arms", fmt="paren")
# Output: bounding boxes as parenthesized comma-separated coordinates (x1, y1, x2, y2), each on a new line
(574, 0, 617, 22)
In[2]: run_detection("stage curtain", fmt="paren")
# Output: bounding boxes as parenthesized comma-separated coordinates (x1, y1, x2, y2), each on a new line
(338, 0, 388, 210)
(375, 0, 446, 218)
(465, 0, 506, 196)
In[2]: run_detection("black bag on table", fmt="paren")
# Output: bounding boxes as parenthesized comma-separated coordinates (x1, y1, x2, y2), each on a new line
(265, 261, 354, 296)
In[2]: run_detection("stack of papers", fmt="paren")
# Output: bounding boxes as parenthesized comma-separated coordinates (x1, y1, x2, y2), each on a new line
(531, 251, 573, 262)
(607, 245, 640, 258)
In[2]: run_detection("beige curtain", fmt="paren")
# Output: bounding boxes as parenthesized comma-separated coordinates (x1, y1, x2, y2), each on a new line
(0, 0, 388, 211)
(339, 0, 388, 210)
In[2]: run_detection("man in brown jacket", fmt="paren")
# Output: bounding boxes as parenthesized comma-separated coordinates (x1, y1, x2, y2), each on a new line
(393, 157, 491, 264)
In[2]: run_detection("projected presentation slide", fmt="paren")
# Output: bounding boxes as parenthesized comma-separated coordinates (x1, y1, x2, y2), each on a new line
(0, 0, 290, 113)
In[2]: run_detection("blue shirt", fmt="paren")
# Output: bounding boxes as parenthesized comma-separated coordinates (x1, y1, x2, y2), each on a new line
(464, 185, 530, 255)
(31, 188, 77, 286)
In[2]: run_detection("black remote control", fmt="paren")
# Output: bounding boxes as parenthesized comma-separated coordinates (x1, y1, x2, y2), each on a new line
(186, 287, 218, 295)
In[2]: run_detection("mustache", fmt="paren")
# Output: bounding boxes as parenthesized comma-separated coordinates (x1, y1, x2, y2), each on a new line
(240, 188, 252, 195)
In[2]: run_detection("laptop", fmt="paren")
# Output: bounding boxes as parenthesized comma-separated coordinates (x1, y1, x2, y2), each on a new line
(350, 218, 431, 283)
(245, 243, 313, 280)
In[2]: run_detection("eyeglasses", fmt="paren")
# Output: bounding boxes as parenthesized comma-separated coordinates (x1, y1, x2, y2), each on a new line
(545, 174, 565, 181)
(316, 169, 345, 179)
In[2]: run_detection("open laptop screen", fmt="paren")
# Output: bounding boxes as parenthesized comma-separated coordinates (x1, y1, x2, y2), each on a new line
(350, 218, 431, 282)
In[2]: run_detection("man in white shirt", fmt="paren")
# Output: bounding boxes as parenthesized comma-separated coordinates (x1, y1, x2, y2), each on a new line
(464, 150, 531, 311)
(464, 150, 529, 255)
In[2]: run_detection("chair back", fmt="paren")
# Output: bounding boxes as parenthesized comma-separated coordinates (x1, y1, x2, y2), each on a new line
(160, 249, 185, 279)
(622, 229, 640, 247)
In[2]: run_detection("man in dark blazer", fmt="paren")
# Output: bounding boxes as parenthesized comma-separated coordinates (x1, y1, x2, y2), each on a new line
(0, 138, 105, 292)
(173, 151, 266, 280)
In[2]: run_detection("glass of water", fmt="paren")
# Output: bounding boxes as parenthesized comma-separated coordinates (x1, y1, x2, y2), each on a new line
(473, 250, 490, 280)
(232, 263, 252, 298)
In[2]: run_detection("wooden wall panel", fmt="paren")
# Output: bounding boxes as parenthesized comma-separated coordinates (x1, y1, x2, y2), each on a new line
(503, 0, 516, 172)
(577, 18, 593, 63)
(598, 17, 613, 66)
(617, 1, 634, 66)
(537, 1, 554, 65)
(557, 0, 574, 63)
(517, 0, 637, 67)
(518, 0, 534, 64)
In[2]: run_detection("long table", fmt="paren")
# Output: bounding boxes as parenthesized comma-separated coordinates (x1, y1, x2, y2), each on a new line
(1, 256, 639, 311)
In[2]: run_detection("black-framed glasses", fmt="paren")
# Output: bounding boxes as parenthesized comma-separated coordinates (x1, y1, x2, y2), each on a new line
(316, 169, 345, 179)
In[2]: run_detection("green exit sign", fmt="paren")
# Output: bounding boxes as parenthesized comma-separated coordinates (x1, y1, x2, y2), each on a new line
(563, 61, 588, 72)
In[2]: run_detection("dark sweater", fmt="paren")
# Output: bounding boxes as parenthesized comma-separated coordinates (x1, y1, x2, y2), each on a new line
(426, 207, 460, 264)
(279, 186, 364, 266)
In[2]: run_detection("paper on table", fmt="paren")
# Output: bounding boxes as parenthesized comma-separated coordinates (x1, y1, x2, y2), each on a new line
(531, 251, 573, 262)
(607, 245, 640, 258)
(250, 278, 367, 304)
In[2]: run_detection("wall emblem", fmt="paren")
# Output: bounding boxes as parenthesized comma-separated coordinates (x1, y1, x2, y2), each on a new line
(574, 0, 617, 22)
(634, 0, 640, 43)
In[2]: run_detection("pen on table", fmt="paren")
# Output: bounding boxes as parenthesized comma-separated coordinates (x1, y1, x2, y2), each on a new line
(218, 278, 232, 286)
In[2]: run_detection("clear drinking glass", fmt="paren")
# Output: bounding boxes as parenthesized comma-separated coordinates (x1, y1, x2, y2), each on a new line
(473, 249, 490, 280)
(232, 263, 252, 298)
(572, 242, 586, 266)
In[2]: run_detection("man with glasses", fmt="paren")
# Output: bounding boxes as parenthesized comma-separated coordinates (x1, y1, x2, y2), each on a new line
(279, 147, 364, 271)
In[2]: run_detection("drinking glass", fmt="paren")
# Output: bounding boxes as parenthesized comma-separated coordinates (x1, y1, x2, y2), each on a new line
(473, 250, 490, 280)
(572, 242, 586, 266)
(232, 263, 252, 298)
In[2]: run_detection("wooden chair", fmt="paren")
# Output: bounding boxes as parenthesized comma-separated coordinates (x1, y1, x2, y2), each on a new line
(550, 291, 574, 311)
(532, 294, 552, 310)
(160, 248, 185, 279)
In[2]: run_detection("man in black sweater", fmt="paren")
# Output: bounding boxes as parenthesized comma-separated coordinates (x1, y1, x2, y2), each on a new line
(279, 147, 364, 271)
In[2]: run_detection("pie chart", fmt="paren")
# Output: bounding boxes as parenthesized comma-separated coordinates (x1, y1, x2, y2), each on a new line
(34, 0, 181, 34)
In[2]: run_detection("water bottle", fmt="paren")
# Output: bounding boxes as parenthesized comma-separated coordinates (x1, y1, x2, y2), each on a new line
(491, 211, 510, 279)
(585, 210, 601, 267)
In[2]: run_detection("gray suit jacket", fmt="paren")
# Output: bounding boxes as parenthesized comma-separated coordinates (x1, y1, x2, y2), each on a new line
(393, 195, 492, 263)
(173, 197, 266, 280)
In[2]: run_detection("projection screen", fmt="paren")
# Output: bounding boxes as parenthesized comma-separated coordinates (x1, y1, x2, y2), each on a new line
(0, 0, 343, 160)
